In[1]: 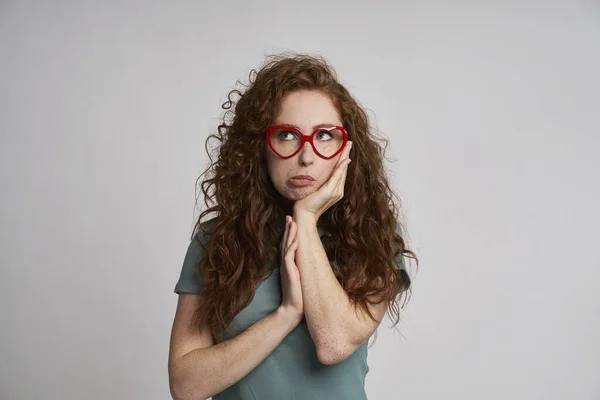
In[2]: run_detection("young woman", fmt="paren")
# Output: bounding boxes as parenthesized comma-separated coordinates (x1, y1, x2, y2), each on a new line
(168, 53, 417, 400)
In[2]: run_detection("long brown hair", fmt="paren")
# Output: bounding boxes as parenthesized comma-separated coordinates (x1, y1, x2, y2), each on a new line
(190, 52, 418, 343)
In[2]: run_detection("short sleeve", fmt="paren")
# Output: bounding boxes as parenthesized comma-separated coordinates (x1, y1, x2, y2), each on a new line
(394, 224, 411, 291)
(174, 232, 206, 294)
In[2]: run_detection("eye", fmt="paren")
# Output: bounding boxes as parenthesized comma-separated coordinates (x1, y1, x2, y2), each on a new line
(316, 130, 333, 140)
(278, 130, 300, 141)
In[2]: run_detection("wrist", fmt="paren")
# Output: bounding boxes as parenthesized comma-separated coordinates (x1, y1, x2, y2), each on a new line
(293, 209, 318, 225)
(276, 307, 302, 327)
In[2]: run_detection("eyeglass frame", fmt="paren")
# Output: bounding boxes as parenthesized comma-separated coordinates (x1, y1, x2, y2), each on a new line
(265, 125, 349, 160)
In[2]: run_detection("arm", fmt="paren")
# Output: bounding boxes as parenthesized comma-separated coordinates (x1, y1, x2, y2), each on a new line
(168, 294, 300, 400)
(293, 211, 387, 365)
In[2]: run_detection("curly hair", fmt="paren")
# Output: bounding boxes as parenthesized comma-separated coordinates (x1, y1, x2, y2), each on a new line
(190, 52, 418, 344)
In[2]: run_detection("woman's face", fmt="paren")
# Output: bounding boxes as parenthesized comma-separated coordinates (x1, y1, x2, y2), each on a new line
(266, 89, 345, 209)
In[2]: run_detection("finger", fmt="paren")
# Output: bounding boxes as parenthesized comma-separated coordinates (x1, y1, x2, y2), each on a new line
(324, 159, 347, 194)
(282, 216, 290, 252)
(335, 141, 352, 167)
(337, 145, 352, 172)
(329, 158, 351, 193)
(340, 158, 350, 186)
(288, 239, 299, 262)
(340, 142, 352, 166)
(334, 170, 346, 198)
(287, 227, 297, 252)
(285, 244, 297, 262)
(286, 219, 295, 248)
(332, 156, 350, 198)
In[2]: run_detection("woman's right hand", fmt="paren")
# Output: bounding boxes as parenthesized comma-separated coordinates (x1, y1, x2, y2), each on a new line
(279, 215, 304, 323)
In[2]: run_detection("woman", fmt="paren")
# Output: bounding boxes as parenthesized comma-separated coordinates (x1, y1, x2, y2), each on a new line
(168, 53, 417, 400)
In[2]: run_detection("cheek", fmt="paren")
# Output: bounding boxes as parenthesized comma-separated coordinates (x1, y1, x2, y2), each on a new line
(266, 159, 286, 182)
(265, 152, 277, 173)
(325, 162, 338, 177)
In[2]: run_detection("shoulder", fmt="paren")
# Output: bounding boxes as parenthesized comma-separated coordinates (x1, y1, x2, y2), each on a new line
(193, 216, 219, 246)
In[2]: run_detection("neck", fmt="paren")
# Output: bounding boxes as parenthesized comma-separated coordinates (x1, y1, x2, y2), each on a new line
(276, 195, 295, 217)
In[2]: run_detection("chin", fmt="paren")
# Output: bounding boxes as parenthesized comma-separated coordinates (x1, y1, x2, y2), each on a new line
(283, 188, 312, 201)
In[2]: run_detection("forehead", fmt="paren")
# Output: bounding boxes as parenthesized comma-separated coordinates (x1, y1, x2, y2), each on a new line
(274, 90, 342, 127)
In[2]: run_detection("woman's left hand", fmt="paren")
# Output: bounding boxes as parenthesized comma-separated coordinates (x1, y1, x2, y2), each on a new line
(293, 141, 353, 221)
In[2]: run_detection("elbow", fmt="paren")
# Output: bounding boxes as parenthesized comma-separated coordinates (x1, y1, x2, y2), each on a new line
(315, 332, 357, 365)
(317, 345, 351, 365)
(170, 380, 208, 400)
(169, 361, 207, 400)
(169, 382, 186, 400)
(168, 374, 188, 400)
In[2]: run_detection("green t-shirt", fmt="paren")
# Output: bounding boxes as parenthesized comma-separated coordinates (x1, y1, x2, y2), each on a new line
(174, 217, 409, 400)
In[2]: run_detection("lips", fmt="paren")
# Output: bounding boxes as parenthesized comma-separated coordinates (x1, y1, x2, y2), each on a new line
(289, 175, 315, 187)
(290, 175, 315, 181)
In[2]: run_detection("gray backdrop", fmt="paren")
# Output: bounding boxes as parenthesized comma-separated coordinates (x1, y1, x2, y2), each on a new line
(1, 1, 599, 399)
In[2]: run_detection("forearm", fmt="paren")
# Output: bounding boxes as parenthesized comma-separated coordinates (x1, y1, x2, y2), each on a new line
(293, 211, 355, 363)
(170, 308, 300, 400)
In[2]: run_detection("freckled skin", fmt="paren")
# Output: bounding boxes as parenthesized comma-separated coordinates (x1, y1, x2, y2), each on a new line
(264, 89, 372, 365)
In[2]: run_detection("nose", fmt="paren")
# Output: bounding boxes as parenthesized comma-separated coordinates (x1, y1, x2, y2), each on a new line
(298, 141, 315, 164)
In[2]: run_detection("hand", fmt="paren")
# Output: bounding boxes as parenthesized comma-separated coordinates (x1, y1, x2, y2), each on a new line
(293, 141, 353, 221)
(279, 215, 303, 321)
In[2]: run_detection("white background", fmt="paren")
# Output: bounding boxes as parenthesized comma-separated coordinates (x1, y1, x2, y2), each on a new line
(1, 1, 599, 399)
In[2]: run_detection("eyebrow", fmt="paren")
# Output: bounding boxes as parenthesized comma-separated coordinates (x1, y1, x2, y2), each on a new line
(276, 123, 339, 130)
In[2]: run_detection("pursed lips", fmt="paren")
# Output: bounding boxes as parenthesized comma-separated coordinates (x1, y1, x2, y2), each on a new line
(290, 175, 315, 180)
